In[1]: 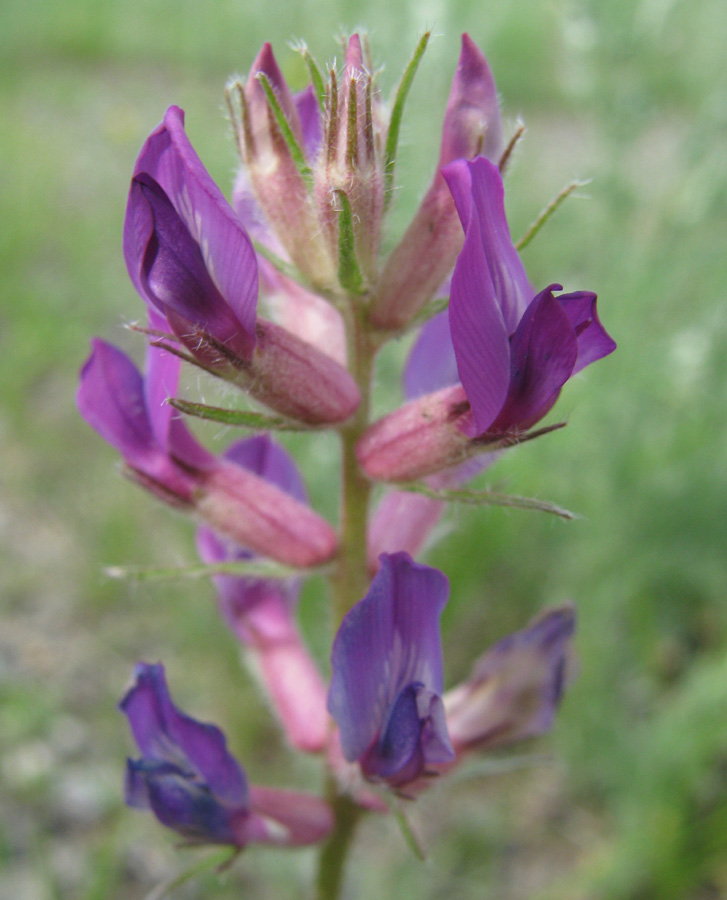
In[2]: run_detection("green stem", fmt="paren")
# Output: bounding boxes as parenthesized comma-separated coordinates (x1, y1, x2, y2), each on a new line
(314, 302, 379, 899)
(330, 304, 377, 623)
(315, 790, 363, 900)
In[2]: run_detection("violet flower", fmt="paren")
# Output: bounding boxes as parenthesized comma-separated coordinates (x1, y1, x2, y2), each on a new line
(444, 605, 575, 754)
(120, 663, 333, 846)
(357, 157, 616, 482)
(123, 106, 359, 425)
(196, 436, 329, 753)
(328, 553, 455, 789)
(76, 336, 338, 567)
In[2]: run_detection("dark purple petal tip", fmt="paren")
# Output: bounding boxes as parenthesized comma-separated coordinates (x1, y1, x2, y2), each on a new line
(120, 663, 248, 808)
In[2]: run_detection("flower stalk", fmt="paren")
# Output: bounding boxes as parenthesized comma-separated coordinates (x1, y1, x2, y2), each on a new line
(78, 30, 616, 900)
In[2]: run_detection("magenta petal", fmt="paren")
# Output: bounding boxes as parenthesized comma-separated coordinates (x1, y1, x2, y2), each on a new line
(444, 161, 510, 435)
(247, 44, 302, 143)
(119, 663, 248, 806)
(445, 157, 532, 333)
(328, 553, 449, 765)
(77, 339, 156, 467)
(126, 106, 258, 341)
(557, 291, 617, 374)
(492, 285, 578, 432)
(404, 311, 460, 399)
(142, 338, 182, 451)
(439, 33, 503, 166)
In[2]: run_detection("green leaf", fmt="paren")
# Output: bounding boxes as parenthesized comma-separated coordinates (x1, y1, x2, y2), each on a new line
(168, 398, 310, 431)
(378, 794, 426, 861)
(516, 180, 588, 251)
(256, 72, 313, 188)
(383, 31, 430, 204)
(104, 559, 306, 582)
(144, 848, 241, 900)
(335, 190, 365, 294)
(293, 41, 326, 110)
(401, 483, 579, 520)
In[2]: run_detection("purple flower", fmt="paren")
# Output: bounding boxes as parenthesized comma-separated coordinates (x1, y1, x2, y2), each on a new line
(357, 158, 616, 482)
(328, 553, 455, 788)
(76, 337, 339, 567)
(443, 157, 616, 438)
(76, 333, 212, 508)
(196, 436, 329, 753)
(124, 106, 258, 363)
(124, 106, 359, 425)
(120, 663, 333, 846)
(444, 606, 575, 754)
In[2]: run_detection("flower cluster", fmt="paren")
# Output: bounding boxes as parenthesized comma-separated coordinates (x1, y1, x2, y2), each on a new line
(79, 31, 614, 886)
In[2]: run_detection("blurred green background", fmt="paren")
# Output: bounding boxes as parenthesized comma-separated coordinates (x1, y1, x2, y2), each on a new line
(2, 0, 727, 897)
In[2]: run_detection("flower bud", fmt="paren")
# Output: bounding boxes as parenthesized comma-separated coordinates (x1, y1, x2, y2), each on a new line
(356, 385, 474, 482)
(370, 34, 503, 329)
(195, 458, 338, 569)
(235, 44, 336, 289)
(235, 317, 359, 425)
(444, 606, 575, 754)
(314, 35, 384, 286)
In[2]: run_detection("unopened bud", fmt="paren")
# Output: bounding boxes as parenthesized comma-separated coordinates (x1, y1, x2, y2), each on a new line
(236, 318, 359, 424)
(233, 44, 336, 289)
(356, 385, 474, 482)
(370, 34, 503, 329)
(314, 35, 384, 286)
(196, 459, 338, 568)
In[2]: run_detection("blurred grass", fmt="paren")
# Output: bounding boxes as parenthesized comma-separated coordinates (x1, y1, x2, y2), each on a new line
(2, 0, 727, 897)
